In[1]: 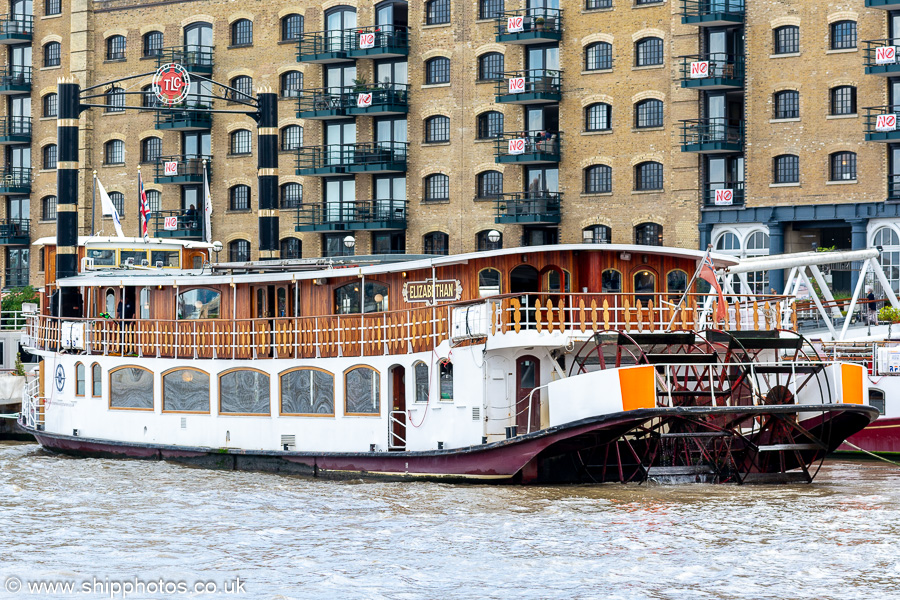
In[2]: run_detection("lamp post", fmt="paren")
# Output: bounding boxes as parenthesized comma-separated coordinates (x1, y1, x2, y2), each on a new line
(487, 229, 501, 245)
(211, 240, 223, 263)
(343, 235, 355, 255)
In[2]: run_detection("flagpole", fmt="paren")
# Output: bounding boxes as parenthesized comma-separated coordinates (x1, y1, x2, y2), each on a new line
(91, 170, 97, 235)
(666, 244, 712, 331)
(137, 165, 141, 239)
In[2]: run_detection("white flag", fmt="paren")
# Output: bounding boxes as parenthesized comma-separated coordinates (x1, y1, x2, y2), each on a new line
(203, 163, 212, 244)
(97, 177, 124, 238)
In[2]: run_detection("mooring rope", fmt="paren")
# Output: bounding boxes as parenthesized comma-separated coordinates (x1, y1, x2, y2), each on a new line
(840, 440, 900, 467)
(0, 413, 20, 420)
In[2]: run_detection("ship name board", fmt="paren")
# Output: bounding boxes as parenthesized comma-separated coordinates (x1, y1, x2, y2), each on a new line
(403, 279, 462, 304)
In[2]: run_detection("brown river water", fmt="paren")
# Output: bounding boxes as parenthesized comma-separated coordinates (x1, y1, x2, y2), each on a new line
(1, 441, 899, 600)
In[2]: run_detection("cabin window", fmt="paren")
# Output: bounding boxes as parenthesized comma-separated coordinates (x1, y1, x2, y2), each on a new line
(220, 369, 270, 415)
(478, 268, 501, 297)
(667, 270, 688, 294)
(634, 270, 656, 304)
(177, 288, 221, 319)
(161, 369, 210, 412)
(75, 363, 85, 396)
(105, 289, 116, 316)
(547, 269, 571, 292)
(345, 366, 381, 415)
(414, 361, 429, 403)
(439, 360, 453, 400)
(334, 281, 389, 314)
(120, 250, 148, 266)
(91, 363, 102, 397)
(139, 287, 151, 319)
(151, 250, 180, 268)
(89, 249, 117, 266)
(869, 389, 886, 415)
(276, 288, 290, 318)
(601, 269, 621, 293)
(109, 366, 154, 410)
(281, 368, 335, 415)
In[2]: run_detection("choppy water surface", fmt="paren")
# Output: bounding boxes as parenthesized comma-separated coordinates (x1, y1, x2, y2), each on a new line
(1, 441, 900, 600)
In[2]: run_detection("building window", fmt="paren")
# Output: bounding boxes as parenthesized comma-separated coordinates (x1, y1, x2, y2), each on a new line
(583, 225, 611, 244)
(773, 90, 799, 119)
(774, 25, 799, 54)
(281, 237, 302, 259)
(830, 151, 856, 181)
(426, 57, 450, 84)
(231, 19, 253, 46)
(425, 0, 450, 25)
(106, 35, 126, 61)
(635, 99, 663, 128)
(229, 185, 251, 211)
(145, 189, 160, 212)
(42, 195, 57, 221)
(44, 41, 60, 67)
(281, 125, 302, 151)
(282, 14, 303, 41)
(830, 86, 856, 116)
(584, 165, 612, 194)
(106, 86, 125, 113)
(280, 182, 303, 208)
(143, 31, 163, 57)
(424, 174, 449, 201)
(874, 227, 900, 293)
(634, 222, 663, 246)
(105, 140, 124, 165)
(229, 239, 251, 262)
(141, 137, 161, 163)
(830, 20, 856, 50)
(478, 52, 504, 81)
(635, 37, 663, 66)
(231, 76, 253, 102)
(109, 191, 124, 216)
(477, 170, 503, 199)
(43, 93, 57, 117)
(230, 130, 252, 155)
(634, 161, 663, 191)
(280, 71, 302, 98)
(45, 0, 61, 16)
(585, 0, 612, 7)
(773, 154, 799, 184)
(585, 103, 611, 131)
(142, 84, 160, 108)
(585, 42, 612, 71)
(480, 0, 505, 19)
(476, 231, 502, 251)
(43, 145, 57, 170)
(424, 115, 450, 143)
(477, 111, 504, 139)
(715, 231, 740, 253)
(424, 231, 449, 255)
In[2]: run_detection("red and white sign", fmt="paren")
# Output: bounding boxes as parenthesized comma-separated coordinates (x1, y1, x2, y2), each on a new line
(163, 161, 178, 176)
(690, 61, 710, 78)
(714, 189, 734, 206)
(508, 138, 526, 155)
(359, 32, 375, 49)
(876, 114, 897, 132)
(876, 46, 897, 65)
(151, 63, 191, 106)
(508, 77, 526, 94)
(164, 216, 178, 230)
(357, 92, 372, 108)
(507, 16, 524, 33)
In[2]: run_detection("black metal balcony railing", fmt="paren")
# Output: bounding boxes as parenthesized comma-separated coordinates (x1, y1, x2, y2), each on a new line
(4, 267, 28, 288)
(155, 108, 213, 131)
(495, 69, 562, 104)
(0, 66, 31, 91)
(866, 0, 900, 10)
(151, 209, 202, 239)
(863, 106, 900, 141)
(495, 8, 563, 44)
(493, 192, 562, 224)
(297, 85, 409, 119)
(298, 27, 409, 62)
(680, 118, 744, 152)
(0, 14, 32, 41)
(702, 182, 745, 208)
(154, 155, 212, 184)
(889, 175, 900, 200)
(680, 0, 744, 24)
(0, 167, 30, 193)
(679, 54, 745, 88)
(295, 142, 408, 175)
(294, 199, 408, 232)
(297, 31, 349, 62)
(494, 130, 561, 164)
(0, 115, 30, 141)
(864, 40, 900, 75)
(156, 46, 214, 74)
(0, 217, 29, 244)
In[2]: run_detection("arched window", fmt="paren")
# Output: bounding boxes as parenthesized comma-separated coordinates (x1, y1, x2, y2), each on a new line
(75, 362, 85, 396)
(635, 37, 663, 66)
(229, 239, 251, 262)
(634, 222, 663, 246)
(424, 115, 450, 143)
(280, 71, 302, 98)
(280, 237, 302, 259)
(281, 124, 303, 151)
(414, 361, 429, 403)
(830, 20, 856, 50)
(633, 270, 656, 302)
(601, 269, 621, 292)
(477, 111, 504, 139)
(142, 84, 161, 108)
(477, 171, 503, 199)
(109, 191, 125, 216)
(220, 369, 270, 415)
(585, 103, 610, 131)
(424, 174, 449, 201)
(478, 52, 504, 81)
(345, 366, 381, 415)
(141, 137, 161, 163)
(145, 189, 160, 212)
(177, 288, 220, 319)
(42, 144, 57, 170)
(476, 231, 502, 251)
(162, 368, 210, 413)
(281, 368, 334, 415)
(106, 35, 126, 60)
(230, 76, 253, 102)
(231, 19, 253, 46)
(424, 231, 449, 255)
(478, 267, 502, 296)
(634, 161, 663, 191)
(667, 269, 688, 294)
(830, 86, 856, 116)
(745, 230, 770, 293)
(334, 280, 389, 314)
(584, 165, 611, 193)
(282, 14, 303, 41)
(774, 90, 799, 119)
(635, 99, 663, 128)
(715, 231, 740, 252)
(874, 227, 900, 294)
(42, 93, 57, 117)
(280, 182, 303, 208)
(143, 31, 163, 57)
(774, 25, 799, 54)
(425, 0, 450, 25)
(44, 41, 60, 67)
(439, 360, 453, 400)
(229, 185, 251, 210)
(585, 42, 612, 71)
(830, 151, 856, 181)
(109, 366, 154, 410)
(425, 57, 450, 84)
(230, 129, 252, 155)
(105, 140, 124, 165)
(579, 225, 608, 244)
(106, 86, 125, 113)
(773, 154, 799, 183)
(42, 195, 57, 221)
(91, 363, 102, 397)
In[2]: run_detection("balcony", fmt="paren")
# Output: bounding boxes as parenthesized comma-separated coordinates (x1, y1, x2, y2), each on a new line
(346, 25, 409, 58)
(680, 119, 744, 153)
(155, 108, 212, 131)
(0, 14, 32, 44)
(864, 41, 900, 76)
(297, 31, 350, 63)
(702, 182, 745, 209)
(864, 107, 900, 142)
(679, 55, 744, 89)
(156, 46, 214, 75)
(0, 66, 30, 94)
(0, 116, 30, 144)
(297, 85, 408, 120)
(151, 210, 202, 240)
(680, 0, 744, 25)
(295, 142, 408, 176)
(495, 9, 562, 45)
(154, 155, 211, 184)
(890, 176, 900, 201)
(4, 267, 27, 288)
(0, 218, 29, 245)
(493, 193, 561, 224)
(494, 131, 560, 164)
(294, 199, 408, 232)
(866, 0, 900, 9)
(0, 167, 29, 194)
(495, 70, 562, 104)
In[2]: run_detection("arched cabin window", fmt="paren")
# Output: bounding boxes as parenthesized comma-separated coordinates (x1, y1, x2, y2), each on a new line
(667, 269, 688, 296)
(281, 368, 335, 415)
(869, 388, 886, 415)
(109, 366, 154, 410)
(478, 268, 501, 297)
(633, 269, 656, 305)
(219, 369, 270, 415)
(162, 368, 210, 413)
(414, 361, 429, 404)
(601, 269, 621, 293)
(75, 362, 85, 396)
(345, 366, 381, 415)
(546, 269, 571, 293)
(439, 359, 453, 401)
(91, 363, 102, 397)
(177, 288, 220, 319)
(334, 281, 389, 314)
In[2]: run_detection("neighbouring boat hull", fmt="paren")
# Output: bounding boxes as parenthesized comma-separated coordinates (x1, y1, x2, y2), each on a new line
(837, 417, 900, 455)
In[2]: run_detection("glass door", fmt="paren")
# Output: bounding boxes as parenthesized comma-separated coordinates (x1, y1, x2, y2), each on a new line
(324, 177, 355, 222)
(9, 95, 29, 135)
(325, 120, 355, 166)
(11, 0, 32, 18)
(375, 59, 408, 88)
(706, 93, 726, 140)
(326, 7, 356, 52)
(10, 45, 30, 80)
(7, 196, 28, 220)
(183, 22, 212, 66)
(891, 145, 900, 199)
(375, 175, 405, 219)
(182, 131, 210, 157)
(891, 11, 900, 46)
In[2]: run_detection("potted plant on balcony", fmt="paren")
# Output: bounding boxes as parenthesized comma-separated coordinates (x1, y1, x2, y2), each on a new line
(534, 16, 545, 31)
(352, 77, 368, 92)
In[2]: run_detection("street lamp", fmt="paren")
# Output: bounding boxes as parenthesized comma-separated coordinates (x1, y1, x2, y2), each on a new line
(211, 240, 223, 262)
(343, 235, 356, 254)
(487, 229, 501, 244)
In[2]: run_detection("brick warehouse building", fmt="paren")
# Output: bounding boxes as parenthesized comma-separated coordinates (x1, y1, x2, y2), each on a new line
(0, 0, 899, 295)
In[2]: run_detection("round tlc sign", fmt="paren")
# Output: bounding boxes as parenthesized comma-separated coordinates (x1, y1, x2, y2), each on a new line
(152, 63, 191, 106)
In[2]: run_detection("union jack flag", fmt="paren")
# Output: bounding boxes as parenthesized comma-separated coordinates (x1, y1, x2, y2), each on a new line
(138, 169, 150, 242)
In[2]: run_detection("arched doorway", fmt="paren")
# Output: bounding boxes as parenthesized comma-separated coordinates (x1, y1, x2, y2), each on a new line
(515, 355, 540, 434)
(388, 365, 406, 450)
(510, 264, 540, 327)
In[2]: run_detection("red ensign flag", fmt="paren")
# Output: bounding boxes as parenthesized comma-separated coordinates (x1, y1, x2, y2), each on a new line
(699, 253, 727, 323)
